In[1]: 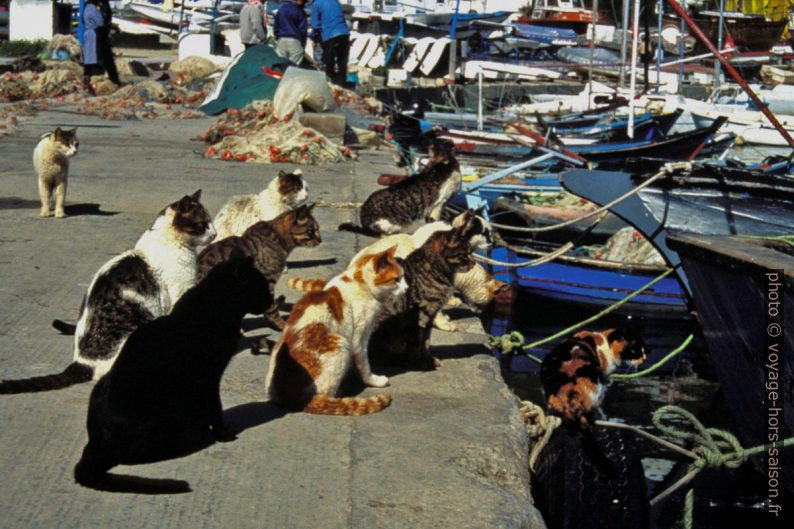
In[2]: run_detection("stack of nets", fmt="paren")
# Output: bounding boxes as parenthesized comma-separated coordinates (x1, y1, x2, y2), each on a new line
(588, 227, 665, 265)
(200, 100, 355, 164)
(0, 102, 36, 137)
(47, 35, 82, 62)
(76, 78, 214, 120)
(0, 68, 85, 101)
(168, 56, 220, 86)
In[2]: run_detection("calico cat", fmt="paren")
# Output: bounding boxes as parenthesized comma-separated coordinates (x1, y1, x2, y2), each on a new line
(74, 257, 270, 493)
(540, 328, 646, 429)
(265, 246, 407, 415)
(338, 140, 461, 236)
(0, 191, 215, 394)
(197, 203, 321, 330)
(213, 169, 309, 240)
(33, 127, 79, 218)
(367, 223, 475, 369)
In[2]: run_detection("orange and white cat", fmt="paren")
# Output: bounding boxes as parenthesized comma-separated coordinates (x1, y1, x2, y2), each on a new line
(265, 246, 407, 415)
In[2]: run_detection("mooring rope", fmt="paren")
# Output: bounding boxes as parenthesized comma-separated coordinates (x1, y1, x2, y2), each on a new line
(492, 267, 677, 352)
(473, 241, 574, 268)
(485, 162, 691, 234)
(598, 406, 794, 529)
(520, 402, 794, 529)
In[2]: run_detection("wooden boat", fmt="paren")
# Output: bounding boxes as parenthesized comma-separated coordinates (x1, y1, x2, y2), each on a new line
(515, 0, 595, 34)
(486, 245, 688, 312)
(667, 233, 793, 493)
(560, 160, 794, 296)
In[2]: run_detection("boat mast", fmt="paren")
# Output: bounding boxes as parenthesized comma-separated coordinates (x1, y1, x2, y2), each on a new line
(656, 0, 663, 91)
(628, 0, 641, 138)
(714, 0, 725, 94)
(619, 0, 631, 88)
(666, 0, 794, 148)
(448, 0, 462, 81)
(588, 0, 600, 109)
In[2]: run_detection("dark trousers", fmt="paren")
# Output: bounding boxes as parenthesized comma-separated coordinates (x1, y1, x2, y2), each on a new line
(321, 34, 350, 86)
(96, 27, 121, 85)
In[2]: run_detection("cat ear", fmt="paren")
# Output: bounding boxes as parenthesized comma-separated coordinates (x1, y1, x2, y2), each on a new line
(278, 170, 287, 177)
(374, 245, 398, 272)
(190, 189, 202, 201)
(473, 205, 486, 217)
(52, 127, 62, 138)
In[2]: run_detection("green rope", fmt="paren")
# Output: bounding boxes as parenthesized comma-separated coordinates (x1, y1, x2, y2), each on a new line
(645, 405, 794, 528)
(744, 234, 794, 248)
(523, 268, 677, 350)
(488, 267, 678, 362)
(612, 334, 693, 379)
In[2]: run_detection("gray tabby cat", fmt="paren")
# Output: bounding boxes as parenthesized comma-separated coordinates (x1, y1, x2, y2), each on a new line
(0, 191, 215, 394)
(368, 218, 476, 369)
(338, 140, 461, 236)
(197, 203, 321, 331)
(213, 169, 309, 240)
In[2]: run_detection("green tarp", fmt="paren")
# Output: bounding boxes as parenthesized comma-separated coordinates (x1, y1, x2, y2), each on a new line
(199, 44, 290, 116)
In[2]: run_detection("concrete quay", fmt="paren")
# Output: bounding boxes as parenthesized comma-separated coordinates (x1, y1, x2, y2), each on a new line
(0, 108, 545, 529)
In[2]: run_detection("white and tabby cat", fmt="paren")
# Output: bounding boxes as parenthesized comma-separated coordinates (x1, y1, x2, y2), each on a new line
(0, 191, 215, 394)
(213, 169, 309, 240)
(33, 127, 79, 218)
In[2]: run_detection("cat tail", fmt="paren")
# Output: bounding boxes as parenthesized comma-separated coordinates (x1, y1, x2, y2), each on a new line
(287, 277, 327, 292)
(337, 222, 380, 237)
(52, 319, 77, 335)
(303, 394, 392, 416)
(0, 362, 93, 394)
(74, 446, 190, 495)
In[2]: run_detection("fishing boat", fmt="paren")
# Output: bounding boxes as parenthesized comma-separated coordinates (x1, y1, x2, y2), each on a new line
(560, 159, 794, 296)
(666, 233, 794, 492)
(515, 0, 596, 34)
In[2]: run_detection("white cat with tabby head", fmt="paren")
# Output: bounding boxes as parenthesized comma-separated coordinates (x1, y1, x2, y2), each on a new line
(33, 127, 79, 218)
(213, 170, 309, 240)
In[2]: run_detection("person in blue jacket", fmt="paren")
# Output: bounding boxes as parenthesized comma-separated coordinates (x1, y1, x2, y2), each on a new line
(310, 0, 350, 86)
(274, 0, 308, 65)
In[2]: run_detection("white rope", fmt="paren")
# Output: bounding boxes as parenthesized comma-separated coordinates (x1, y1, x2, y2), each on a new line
(486, 162, 691, 233)
(473, 242, 574, 268)
(520, 401, 562, 473)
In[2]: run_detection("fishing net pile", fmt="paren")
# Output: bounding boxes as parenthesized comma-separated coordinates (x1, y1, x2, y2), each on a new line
(0, 67, 86, 101)
(75, 78, 215, 120)
(46, 35, 82, 61)
(589, 227, 665, 265)
(199, 100, 355, 164)
(0, 102, 36, 137)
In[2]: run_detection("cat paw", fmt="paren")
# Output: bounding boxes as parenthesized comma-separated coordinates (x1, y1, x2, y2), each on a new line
(39, 209, 50, 217)
(445, 295, 464, 307)
(433, 313, 458, 332)
(55, 211, 67, 219)
(366, 374, 390, 388)
(250, 336, 275, 355)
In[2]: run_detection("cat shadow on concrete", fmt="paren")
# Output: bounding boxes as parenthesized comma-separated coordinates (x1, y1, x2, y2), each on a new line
(0, 197, 118, 216)
(286, 257, 337, 269)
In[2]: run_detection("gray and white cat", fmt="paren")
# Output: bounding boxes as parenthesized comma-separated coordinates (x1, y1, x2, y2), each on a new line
(212, 170, 309, 240)
(33, 127, 79, 218)
(338, 140, 461, 236)
(0, 190, 216, 394)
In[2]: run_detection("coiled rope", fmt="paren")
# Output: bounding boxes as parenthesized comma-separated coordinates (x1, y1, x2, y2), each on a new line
(598, 406, 794, 529)
(520, 402, 794, 529)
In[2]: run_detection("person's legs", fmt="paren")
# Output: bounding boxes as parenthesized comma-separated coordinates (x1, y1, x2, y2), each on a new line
(335, 34, 350, 86)
(97, 28, 121, 85)
(322, 38, 335, 79)
(276, 37, 304, 65)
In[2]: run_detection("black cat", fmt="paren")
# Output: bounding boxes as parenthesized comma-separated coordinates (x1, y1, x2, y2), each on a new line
(73, 257, 270, 494)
